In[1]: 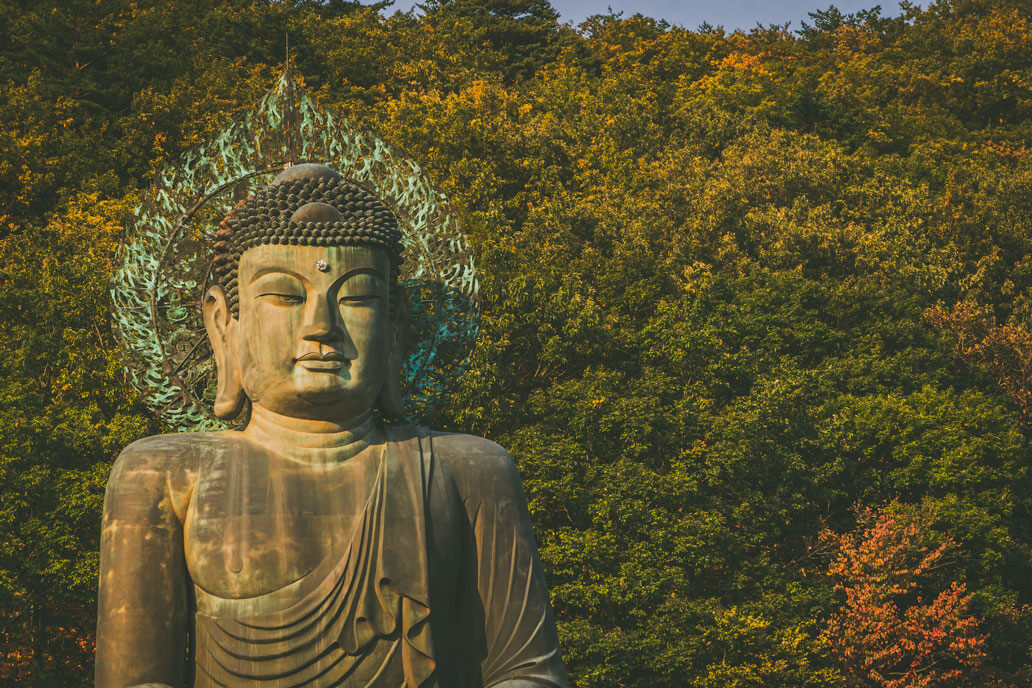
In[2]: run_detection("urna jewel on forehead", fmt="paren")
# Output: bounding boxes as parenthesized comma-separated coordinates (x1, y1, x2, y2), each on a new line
(212, 163, 404, 313)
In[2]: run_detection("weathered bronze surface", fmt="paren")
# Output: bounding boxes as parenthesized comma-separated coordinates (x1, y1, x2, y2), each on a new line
(96, 165, 569, 687)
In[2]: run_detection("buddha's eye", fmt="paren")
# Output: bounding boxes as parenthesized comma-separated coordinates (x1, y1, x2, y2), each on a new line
(338, 295, 382, 311)
(253, 274, 305, 306)
(337, 274, 384, 306)
(260, 293, 305, 306)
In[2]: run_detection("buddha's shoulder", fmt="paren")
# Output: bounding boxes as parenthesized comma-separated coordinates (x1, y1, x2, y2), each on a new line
(425, 430, 511, 465)
(111, 431, 244, 477)
(420, 429, 524, 495)
(106, 432, 245, 518)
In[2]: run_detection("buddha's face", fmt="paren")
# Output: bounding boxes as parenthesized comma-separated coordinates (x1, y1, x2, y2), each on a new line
(213, 243, 392, 421)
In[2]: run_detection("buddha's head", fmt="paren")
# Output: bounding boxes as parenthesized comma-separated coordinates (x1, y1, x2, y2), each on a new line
(202, 163, 406, 423)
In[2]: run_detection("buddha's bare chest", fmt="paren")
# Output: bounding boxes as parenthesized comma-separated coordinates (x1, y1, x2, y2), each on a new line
(184, 450, 378, 600)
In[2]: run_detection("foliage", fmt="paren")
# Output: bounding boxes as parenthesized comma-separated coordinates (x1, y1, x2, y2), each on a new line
(4, 0, 1032, 685)
(927, 302, 1032, 428)
(822, 505, 986, 688)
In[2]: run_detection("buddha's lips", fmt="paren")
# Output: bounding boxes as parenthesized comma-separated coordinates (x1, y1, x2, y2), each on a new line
(296, 352, 345, 361)
(296, 352, 347, 371)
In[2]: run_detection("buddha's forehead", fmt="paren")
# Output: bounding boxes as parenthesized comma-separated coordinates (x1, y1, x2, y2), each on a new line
(238, 244, 388, 283)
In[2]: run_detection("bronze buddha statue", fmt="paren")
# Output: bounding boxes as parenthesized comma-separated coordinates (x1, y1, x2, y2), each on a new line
(96, 163, 569, 688)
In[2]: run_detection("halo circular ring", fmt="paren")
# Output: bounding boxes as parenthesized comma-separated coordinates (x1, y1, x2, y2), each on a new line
(110, 74, 479, 431)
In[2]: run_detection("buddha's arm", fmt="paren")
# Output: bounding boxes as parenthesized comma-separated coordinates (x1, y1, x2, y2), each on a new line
(444, 436, 570, 688)
(95, 441, 191, 688)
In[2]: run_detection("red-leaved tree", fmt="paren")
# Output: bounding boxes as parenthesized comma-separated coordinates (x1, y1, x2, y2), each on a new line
(822, 508, 986, 688)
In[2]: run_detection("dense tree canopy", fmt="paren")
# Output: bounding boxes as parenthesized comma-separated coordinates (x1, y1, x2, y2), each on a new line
(3, 1, 1032, 686)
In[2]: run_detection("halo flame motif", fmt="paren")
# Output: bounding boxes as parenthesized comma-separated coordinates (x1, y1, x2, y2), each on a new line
(111, 72, 479, 430)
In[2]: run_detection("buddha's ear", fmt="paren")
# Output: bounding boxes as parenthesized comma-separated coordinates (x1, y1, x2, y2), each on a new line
(377, 286, 409, 422)
(203, 285, 246, 420)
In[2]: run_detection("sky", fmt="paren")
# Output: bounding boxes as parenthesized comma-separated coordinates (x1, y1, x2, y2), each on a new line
(388, 1, 888, 32)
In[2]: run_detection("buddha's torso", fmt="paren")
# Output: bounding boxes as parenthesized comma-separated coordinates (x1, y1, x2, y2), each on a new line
(96, 424, 569, 688)
(177, 428, 462, 687)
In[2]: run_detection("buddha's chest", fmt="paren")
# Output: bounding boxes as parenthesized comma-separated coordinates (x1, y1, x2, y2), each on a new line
(184, 450, 380, 600)
(182, 444, 462, 603)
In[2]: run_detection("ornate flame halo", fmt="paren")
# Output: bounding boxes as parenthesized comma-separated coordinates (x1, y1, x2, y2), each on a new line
(110, 72, 479, 431)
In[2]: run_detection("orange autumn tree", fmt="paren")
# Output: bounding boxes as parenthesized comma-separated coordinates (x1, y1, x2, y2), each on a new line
(822, 507, 986, 688)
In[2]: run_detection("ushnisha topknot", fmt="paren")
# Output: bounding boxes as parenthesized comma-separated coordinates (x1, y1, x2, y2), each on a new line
(211, 163, 404, 313)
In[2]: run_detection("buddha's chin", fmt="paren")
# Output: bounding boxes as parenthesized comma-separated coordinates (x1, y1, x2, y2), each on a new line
(293, 376, 374, 413)
(244, 369, 376, 419)
(294, 378, 351, 405)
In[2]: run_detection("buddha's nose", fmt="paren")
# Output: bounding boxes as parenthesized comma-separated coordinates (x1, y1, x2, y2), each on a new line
(300, 291, 345, 345)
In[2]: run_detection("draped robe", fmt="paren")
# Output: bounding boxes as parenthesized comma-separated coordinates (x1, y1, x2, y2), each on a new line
(96, 425, 569, 688)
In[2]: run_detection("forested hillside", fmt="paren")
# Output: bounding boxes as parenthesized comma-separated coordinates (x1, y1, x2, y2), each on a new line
(3, 1, 1032, 686)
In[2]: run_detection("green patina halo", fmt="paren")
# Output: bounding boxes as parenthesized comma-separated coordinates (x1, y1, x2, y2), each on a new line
(110, 72, 479, 431)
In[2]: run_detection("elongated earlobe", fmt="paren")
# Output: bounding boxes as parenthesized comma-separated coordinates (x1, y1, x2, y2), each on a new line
(203, 286, 246, 420)
(377, 288, 409, 421)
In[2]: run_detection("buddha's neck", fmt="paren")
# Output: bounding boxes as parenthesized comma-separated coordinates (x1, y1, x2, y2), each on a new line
(242, 404, 379, 464)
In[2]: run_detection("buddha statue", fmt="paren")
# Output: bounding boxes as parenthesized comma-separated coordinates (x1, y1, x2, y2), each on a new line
(96, 163, 569, 688)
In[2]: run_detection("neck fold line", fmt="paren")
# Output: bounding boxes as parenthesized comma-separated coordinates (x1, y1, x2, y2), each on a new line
(242, 405, 379, 463)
